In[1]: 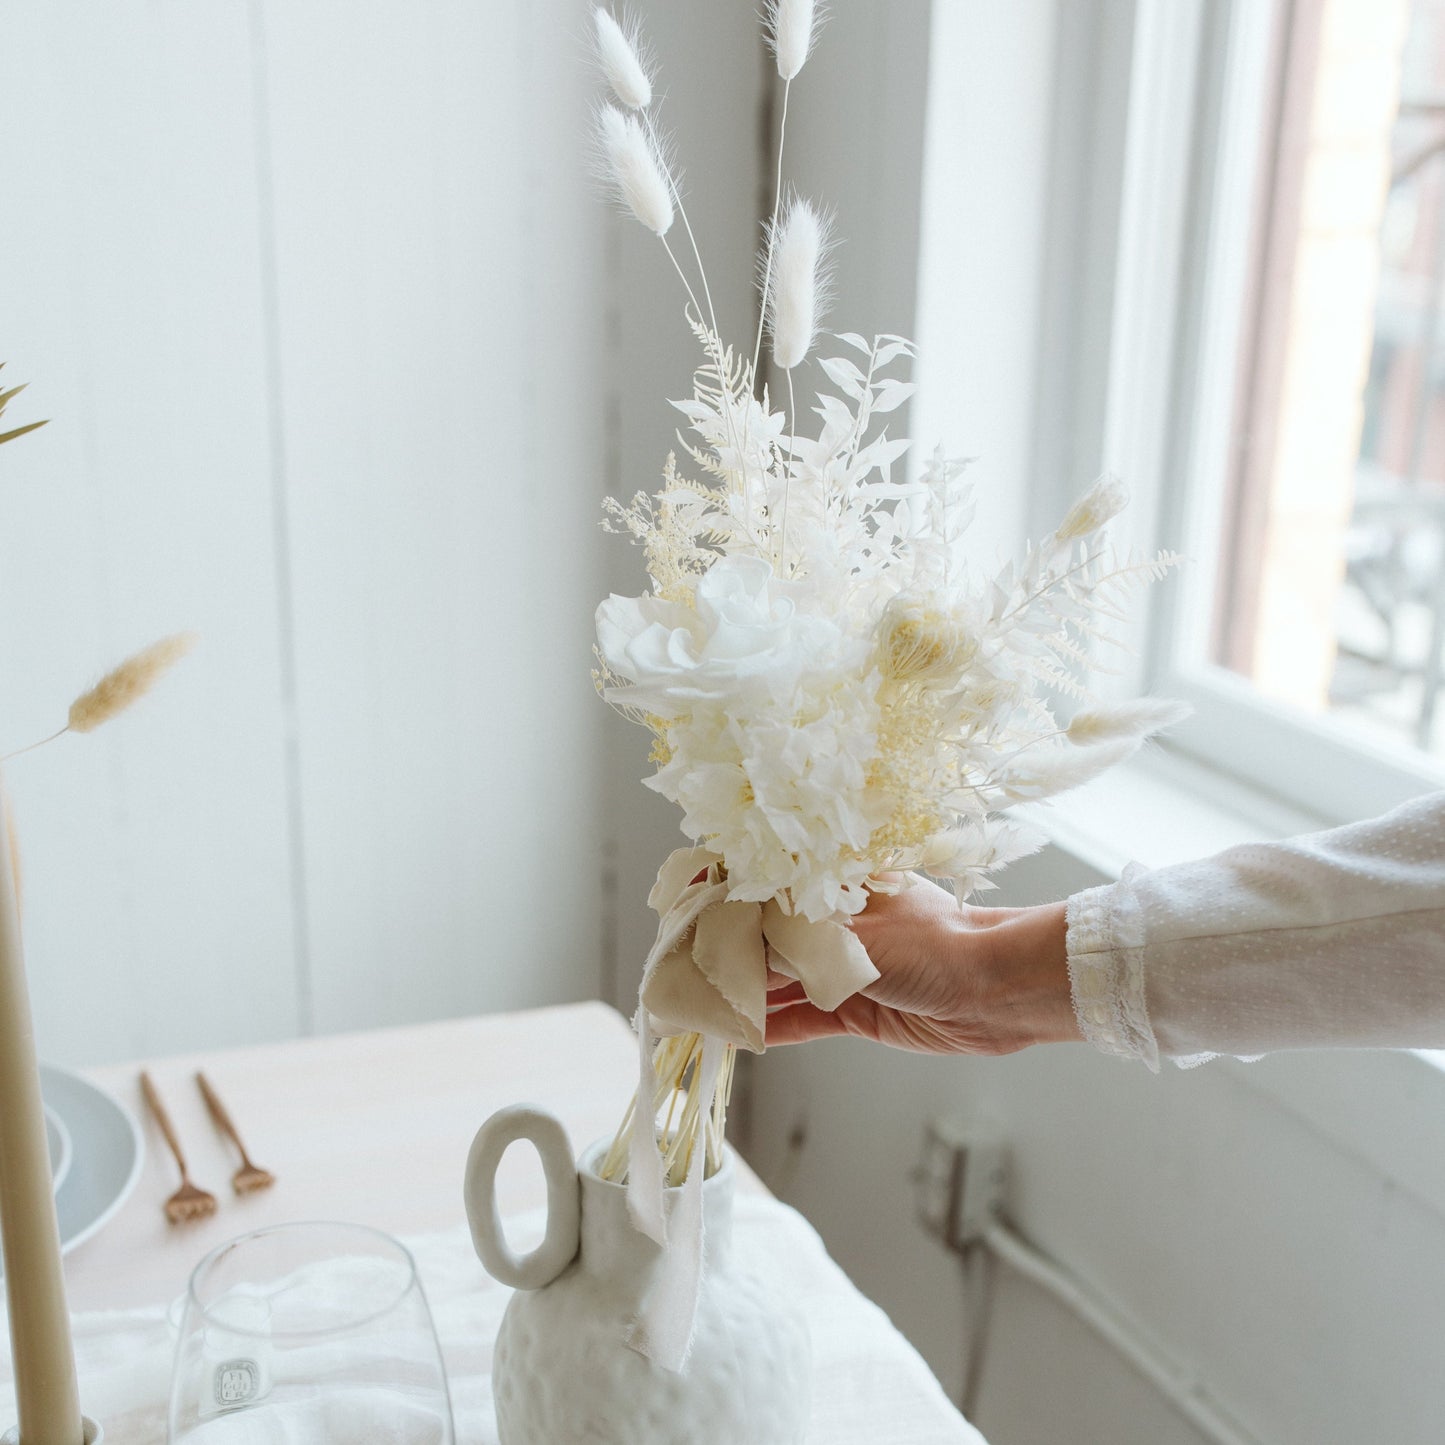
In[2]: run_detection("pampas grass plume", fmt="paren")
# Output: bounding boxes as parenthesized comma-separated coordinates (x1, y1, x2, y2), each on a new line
(68, 632, 198, 734)
(767, 0, 820, 80)
(767, 198, 830, 370)
(1066, 698, 1192, 746)
(594, 7, 652, 110)
(598, 105, 674, 236)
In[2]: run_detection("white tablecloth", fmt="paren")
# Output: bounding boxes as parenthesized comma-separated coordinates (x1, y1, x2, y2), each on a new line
(2, 1194, 985, 1444)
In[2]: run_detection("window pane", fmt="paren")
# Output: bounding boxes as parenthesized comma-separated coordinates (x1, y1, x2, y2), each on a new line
(1211, 0, 1445, 757)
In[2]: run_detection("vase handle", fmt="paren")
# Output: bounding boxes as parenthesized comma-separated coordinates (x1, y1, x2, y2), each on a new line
(464, 1105, 581, 1290)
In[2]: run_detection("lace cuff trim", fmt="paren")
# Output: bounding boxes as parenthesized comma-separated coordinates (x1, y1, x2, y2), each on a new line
(1065, 873, 1159, 1073)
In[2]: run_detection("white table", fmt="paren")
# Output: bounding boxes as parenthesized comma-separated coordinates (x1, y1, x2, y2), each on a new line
(42, 1002, 984, 1442)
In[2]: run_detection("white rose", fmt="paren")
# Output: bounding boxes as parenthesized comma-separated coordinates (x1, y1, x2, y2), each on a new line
(595, 555, 846, 712)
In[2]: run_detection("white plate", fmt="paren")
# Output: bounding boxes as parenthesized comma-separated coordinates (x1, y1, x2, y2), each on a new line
(44, 1103, 73, 1195)
(40, 1065, 144, 1255)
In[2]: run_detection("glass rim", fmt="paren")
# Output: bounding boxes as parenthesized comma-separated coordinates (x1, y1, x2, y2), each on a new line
(185, 1219, 421, 1341)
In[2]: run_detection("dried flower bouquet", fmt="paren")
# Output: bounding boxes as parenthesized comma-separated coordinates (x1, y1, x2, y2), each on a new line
(587, 0, 1181, 1358)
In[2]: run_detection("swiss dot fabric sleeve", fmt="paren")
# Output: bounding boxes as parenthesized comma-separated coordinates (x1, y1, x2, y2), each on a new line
(1064, 793, 1445, 1071)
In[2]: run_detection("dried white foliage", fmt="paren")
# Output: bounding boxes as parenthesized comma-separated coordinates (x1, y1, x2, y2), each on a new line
(588, 0, 1183, 921)
(586, 0, 1185, 1198)
(597, 321, 1184, 919)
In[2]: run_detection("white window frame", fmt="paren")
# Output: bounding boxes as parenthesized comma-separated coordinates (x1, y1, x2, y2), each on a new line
(1038, 0, 1445, 828)
(1021, 0, 1445, 1185)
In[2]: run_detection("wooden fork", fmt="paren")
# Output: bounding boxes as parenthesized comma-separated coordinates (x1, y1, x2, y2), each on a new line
(139, 1071, 218, 1224)
(196, 1072, 276, 1195)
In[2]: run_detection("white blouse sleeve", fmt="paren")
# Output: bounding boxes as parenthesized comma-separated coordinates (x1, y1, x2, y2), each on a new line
(1064, 792, 1445, 1071)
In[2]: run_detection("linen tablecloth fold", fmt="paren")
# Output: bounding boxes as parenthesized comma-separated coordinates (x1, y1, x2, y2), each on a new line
(0, 1194, 985, 1444)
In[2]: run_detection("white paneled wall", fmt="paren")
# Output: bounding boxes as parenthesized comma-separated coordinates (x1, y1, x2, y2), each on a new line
(0, 0, 736, 1064)
(1, 7, 302, 1064)
(256, 0, 612, 1034)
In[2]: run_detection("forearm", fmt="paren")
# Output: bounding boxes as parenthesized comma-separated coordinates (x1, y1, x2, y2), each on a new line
(1063, 792, 1445, 1069)
(977, 902, 1080, 1051)
(775, 794, 1445, 1063)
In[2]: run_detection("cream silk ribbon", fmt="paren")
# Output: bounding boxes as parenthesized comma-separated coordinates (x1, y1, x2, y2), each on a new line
(639, 845, 880, 1054)
(624, 846, 880, 1372)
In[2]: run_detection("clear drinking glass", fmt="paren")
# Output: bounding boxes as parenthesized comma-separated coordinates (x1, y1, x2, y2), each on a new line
(167, 1221, 454, 1443)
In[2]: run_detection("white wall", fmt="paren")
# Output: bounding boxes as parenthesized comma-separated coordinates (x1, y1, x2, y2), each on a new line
(911, 0, 1059, 557)
(0, 0, 674, 1064)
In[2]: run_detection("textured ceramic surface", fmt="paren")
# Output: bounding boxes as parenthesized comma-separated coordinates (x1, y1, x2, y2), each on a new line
(466, 1115, 811, 1445)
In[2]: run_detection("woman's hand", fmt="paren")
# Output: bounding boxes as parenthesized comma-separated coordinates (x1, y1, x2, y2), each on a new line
(764, 875, 1079, 1055)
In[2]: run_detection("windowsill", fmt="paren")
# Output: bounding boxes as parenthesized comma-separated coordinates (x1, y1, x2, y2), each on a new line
(1017, 742, 1327, 878)
(1019, 747, 1445, 1224)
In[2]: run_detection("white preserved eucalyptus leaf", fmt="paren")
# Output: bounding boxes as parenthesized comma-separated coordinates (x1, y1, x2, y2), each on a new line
(818, 355, 867, 398)
(870, 378, 917, 414)
(671, 400, 714, 421)
(865, 437, 912, 482)
(872, 340, 915, 367)
(813, 394, 855, 428)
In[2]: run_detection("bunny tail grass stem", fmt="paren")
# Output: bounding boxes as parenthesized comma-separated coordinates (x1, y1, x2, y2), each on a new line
(0, 729, 67, 765)
(644, 114, 720, 351)
(780, 366, 798, 573)
(751, 78, 792, 383)
(647, 121, 750, 537)
(659, 235, 705, 323)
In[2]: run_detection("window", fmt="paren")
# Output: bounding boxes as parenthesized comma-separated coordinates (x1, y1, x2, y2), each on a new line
(1101, 0, 1445, 822)
(1213, 0, 1445, 755)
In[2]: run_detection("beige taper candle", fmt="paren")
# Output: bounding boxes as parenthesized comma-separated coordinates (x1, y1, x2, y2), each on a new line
(0, 783, 82, 1444)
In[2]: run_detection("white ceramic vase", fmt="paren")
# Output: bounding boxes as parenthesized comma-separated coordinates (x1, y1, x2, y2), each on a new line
(465, 1106, 811, 1445)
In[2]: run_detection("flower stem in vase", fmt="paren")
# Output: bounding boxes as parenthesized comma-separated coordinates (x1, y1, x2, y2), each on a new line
(599, 1033, 735, 1187)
